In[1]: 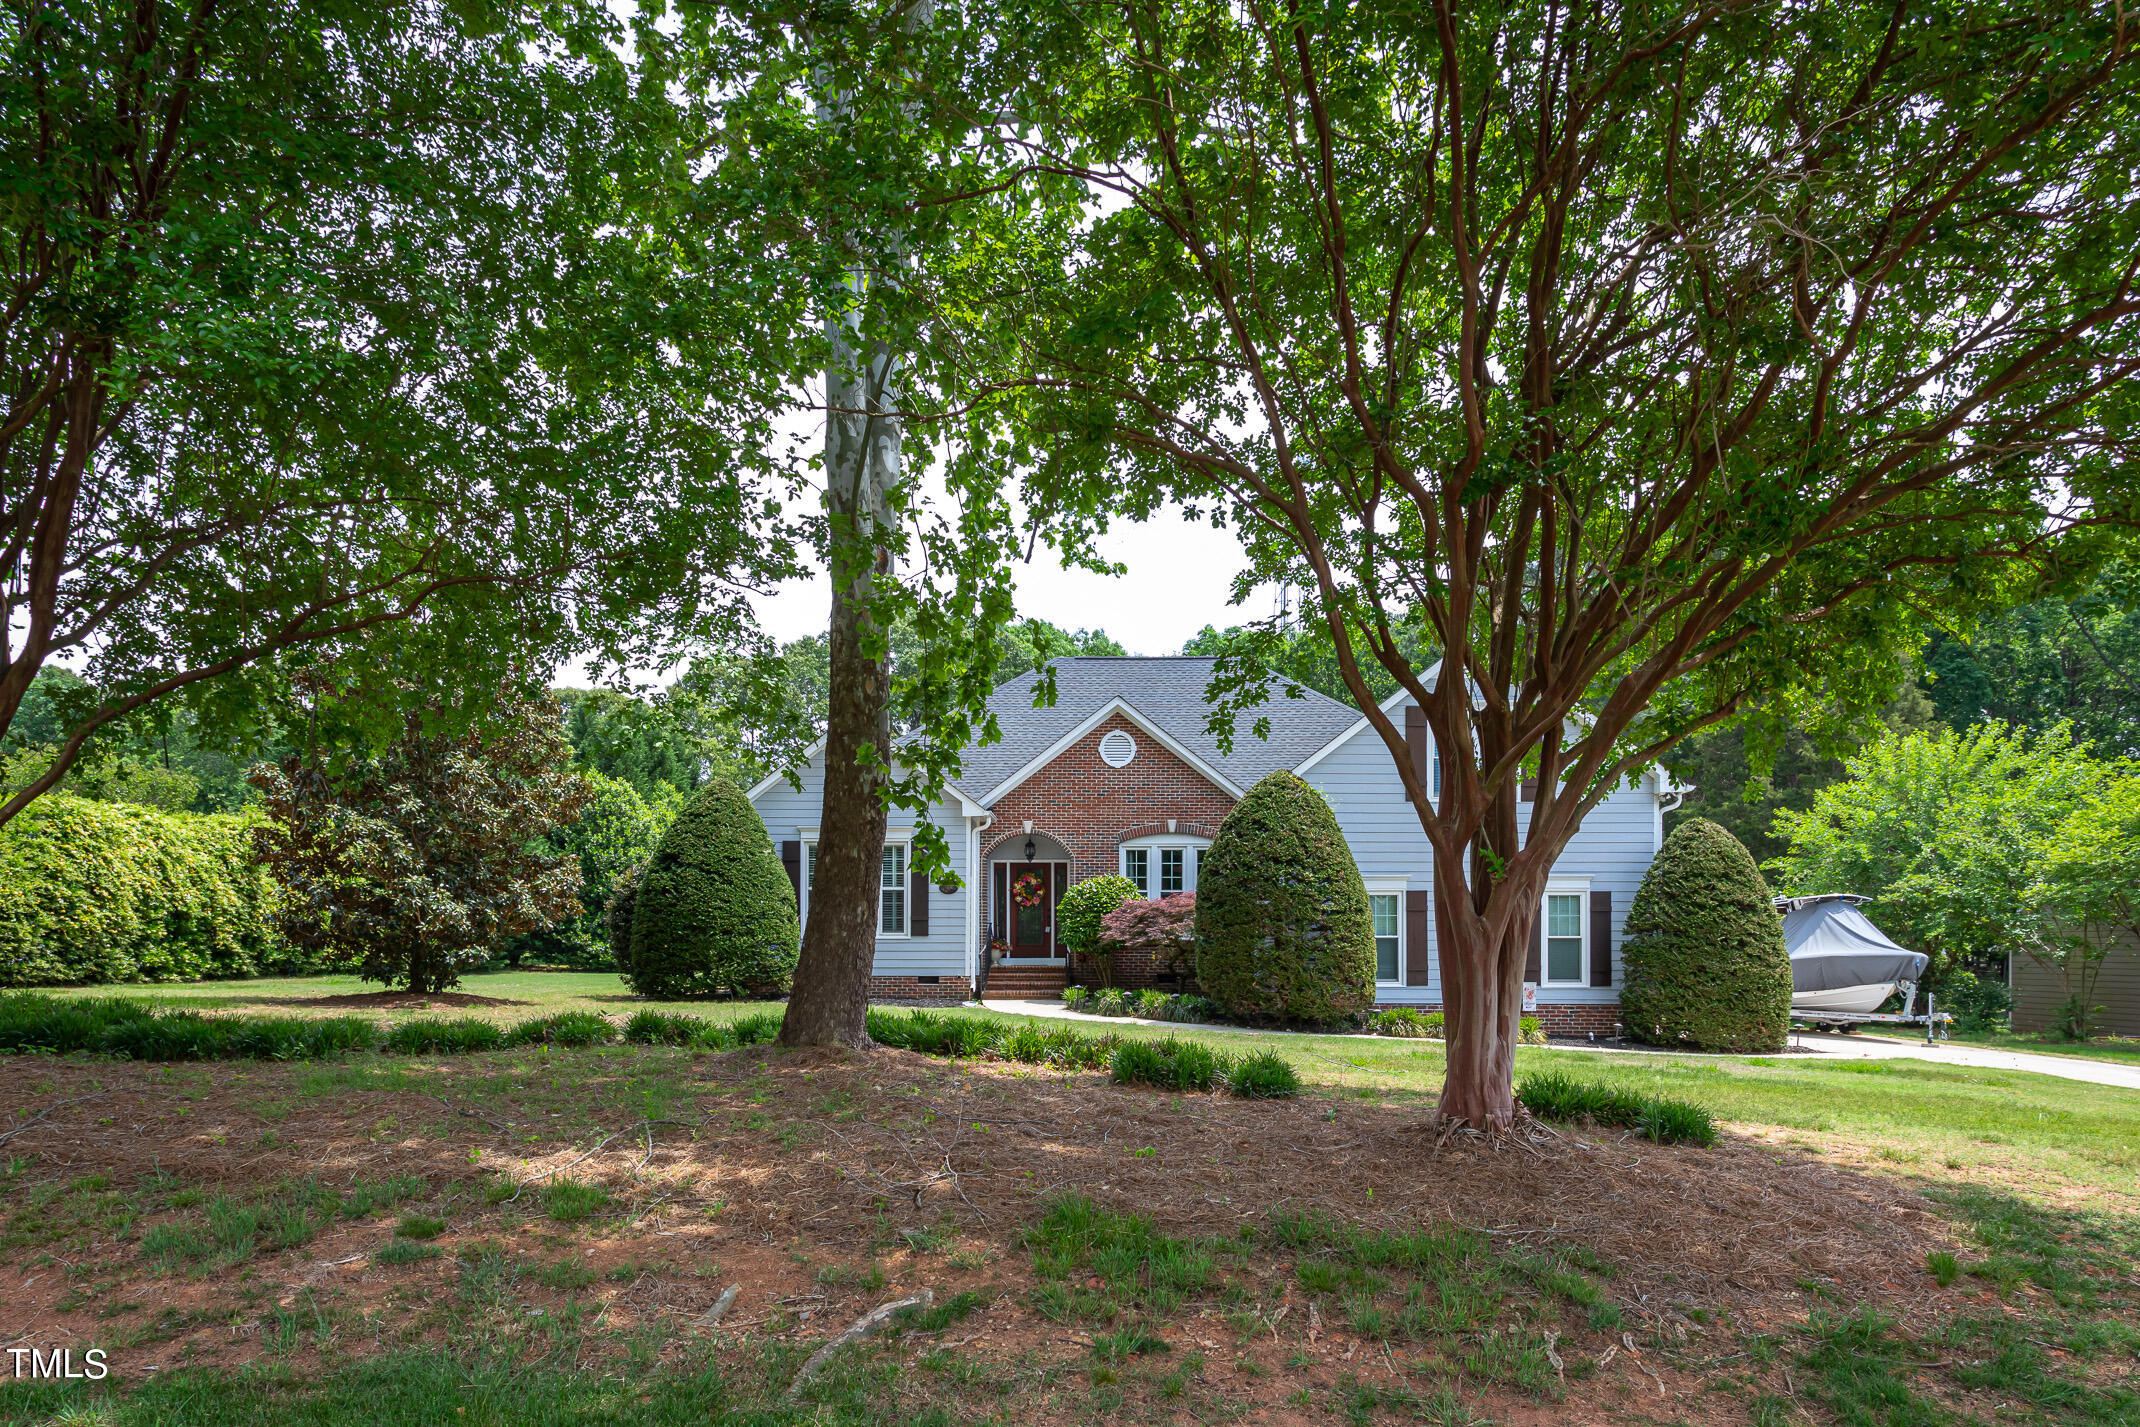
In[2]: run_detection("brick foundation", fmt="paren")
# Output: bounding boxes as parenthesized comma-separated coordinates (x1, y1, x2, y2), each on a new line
(868, 975, 970, 1006)
(1072, 942, 1196, 992)
(1375, 1000, 1623, 1036)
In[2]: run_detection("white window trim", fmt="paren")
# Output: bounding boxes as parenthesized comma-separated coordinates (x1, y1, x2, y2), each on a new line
(1118, 834, 1213, 899)
(879, 840, 911, 940)
(1364, 877, 1408, 987)
(802, 838, 914, 941)
(1540, 878, 1591, 987)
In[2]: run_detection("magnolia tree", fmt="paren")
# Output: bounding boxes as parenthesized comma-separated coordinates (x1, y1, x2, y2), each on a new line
(250, 687, 590, 994)
(996, 0, 2140, 1127)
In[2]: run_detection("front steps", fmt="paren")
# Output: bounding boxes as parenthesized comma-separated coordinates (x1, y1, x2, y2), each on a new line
(984, 963, 1068, 999)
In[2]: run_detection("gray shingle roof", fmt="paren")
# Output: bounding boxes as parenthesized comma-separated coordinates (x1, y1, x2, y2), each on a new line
(952, 657, 1363, 804)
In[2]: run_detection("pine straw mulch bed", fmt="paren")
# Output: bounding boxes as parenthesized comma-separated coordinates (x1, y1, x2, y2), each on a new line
(0, 1043, 2047, 1423)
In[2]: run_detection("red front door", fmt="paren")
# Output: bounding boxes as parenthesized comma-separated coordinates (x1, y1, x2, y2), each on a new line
(1006, 863, 1056, 956)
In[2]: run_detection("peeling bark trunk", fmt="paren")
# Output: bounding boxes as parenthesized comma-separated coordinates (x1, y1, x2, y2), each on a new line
(777, 332, 900, 1049)
(1432, 854, 1536, 1132)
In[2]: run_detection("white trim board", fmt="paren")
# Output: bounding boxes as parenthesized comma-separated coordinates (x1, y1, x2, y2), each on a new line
(976, 697, 1246, 804)
(746, 740, 987, 818)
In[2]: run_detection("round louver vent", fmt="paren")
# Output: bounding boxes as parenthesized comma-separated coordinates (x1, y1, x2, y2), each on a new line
(1098, 729, 1137, 768)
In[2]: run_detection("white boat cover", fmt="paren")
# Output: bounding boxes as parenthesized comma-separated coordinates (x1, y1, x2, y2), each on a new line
(1778, 896, 1928, 993)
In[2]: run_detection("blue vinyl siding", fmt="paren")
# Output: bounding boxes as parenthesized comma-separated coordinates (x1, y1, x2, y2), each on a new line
(751, 756, 972, 979)
(1301, 699, 1661, 1006)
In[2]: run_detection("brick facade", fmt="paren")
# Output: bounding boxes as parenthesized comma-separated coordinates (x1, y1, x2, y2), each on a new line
(982, 713, 1238, 885)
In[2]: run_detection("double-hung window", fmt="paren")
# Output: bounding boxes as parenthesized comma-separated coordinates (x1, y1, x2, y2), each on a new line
(1119, 839, 1206, 898)
(880, 843, 908, 936)
(1543, 891, 1584, 984)
(1369, 894, 1402, 983)
(1159, 848, 1185, 895)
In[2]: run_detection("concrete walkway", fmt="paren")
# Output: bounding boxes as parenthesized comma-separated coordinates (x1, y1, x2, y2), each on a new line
(970, 996, 2140, 1092)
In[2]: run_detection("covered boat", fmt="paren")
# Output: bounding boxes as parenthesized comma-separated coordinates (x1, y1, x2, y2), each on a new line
(1775, 894, 1930, 1014)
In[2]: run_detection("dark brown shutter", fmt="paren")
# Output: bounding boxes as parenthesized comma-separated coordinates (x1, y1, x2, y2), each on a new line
(1519, 779, 1537, 801)
(1405, 890, 1431, 986)
(910, 869, 929, 937)
(1405, 702, 1427, 792)
(1589, 889, 1612, 986)
(780, 840, 801, 907)
(1526, 909, 1542, 982)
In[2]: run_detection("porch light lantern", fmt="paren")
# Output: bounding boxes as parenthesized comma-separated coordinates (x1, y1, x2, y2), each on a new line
(1024, 836, 1036, 861)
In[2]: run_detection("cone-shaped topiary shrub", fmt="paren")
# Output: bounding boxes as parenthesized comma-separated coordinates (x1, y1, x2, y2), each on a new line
(624, 778, 798, 998)
(1619, 818, 1791, 1052)
(1193, 770, 1375, 1024)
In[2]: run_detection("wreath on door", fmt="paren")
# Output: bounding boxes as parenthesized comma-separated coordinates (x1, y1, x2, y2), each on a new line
(1011, 871, 1049, 908)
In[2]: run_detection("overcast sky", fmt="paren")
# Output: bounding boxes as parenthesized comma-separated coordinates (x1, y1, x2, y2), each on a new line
(748, 501, 1274, 656)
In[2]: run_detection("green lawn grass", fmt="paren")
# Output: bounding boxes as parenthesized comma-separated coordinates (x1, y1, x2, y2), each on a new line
(32, 970, 783, 1027)
(31, 972, 2140, 1202)
(917, 1008, 2140, 1201)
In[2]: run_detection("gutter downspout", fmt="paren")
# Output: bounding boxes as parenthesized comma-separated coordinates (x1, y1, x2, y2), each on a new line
(968, 813, 992, 998)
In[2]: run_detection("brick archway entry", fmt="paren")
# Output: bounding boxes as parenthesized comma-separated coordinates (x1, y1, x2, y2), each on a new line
(983, 829, 1074, 959)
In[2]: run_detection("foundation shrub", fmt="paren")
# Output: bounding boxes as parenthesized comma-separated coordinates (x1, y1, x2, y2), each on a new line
(1059, 875, 1140, 983)
(1100, 892, 1199, 986)
(1194, 771, 1375, 1025)
(1368, 1007, 1441, 1038)
(1619, 819, 1791, 1053)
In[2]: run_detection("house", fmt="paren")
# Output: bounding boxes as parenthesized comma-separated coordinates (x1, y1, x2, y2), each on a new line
(748, 656, 1683, 1032)
(2012, 937, 2140, 1038)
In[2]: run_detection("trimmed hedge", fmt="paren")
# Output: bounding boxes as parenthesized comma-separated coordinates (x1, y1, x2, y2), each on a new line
(1515, 1069, 1716, 1146)
(0, 794, 297, 986)
(1194, 771, 1376, 1025)
(1619, 819, 1792, 1053)
(624, 778, 799, 998)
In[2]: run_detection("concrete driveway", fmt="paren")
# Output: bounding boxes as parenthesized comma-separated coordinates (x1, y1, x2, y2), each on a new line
(971, 995, 2140, 1092)
(1783, 1031, 2140, 1091)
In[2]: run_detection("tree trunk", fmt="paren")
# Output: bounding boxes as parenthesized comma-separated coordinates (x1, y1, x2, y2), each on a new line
(777, 331, 901, 1048)
(1431, 854, 1535, 1133)
(777, 559, 893, 1047)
